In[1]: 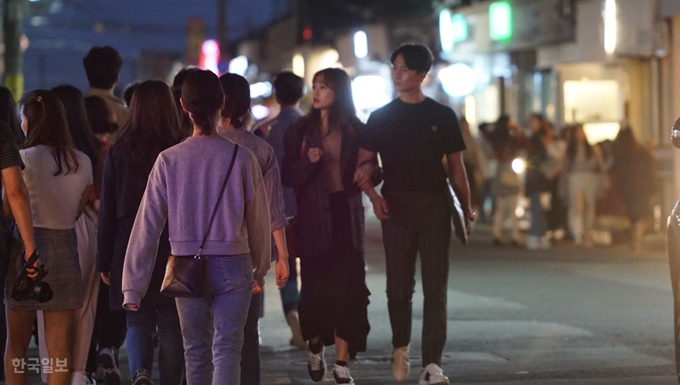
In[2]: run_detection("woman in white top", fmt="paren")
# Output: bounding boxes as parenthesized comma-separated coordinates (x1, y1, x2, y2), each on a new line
(3, 90, 93, 385)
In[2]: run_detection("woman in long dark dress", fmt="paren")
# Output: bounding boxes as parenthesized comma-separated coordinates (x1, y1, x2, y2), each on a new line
(282, 68, 370, 385)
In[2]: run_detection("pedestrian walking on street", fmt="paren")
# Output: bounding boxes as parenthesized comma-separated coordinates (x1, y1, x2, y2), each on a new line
(122, 69, 271, 385)
(41, 85, 104, 385)
(282, 67, 372, 385)
(5, 89, 93, 385)
(218, 72, 290, 385)
(254, 72, 306, 351)
(83, 92, 126, 383)
(99, 80, 185, 385)
(354, 43, 473, 385)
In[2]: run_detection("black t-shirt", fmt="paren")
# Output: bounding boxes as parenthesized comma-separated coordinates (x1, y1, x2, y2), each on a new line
(0, 122, 22, 172)
(361, 97, 465, 192)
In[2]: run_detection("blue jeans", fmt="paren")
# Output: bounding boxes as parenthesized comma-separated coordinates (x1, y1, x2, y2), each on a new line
(126, 303, 184, 384)
(176, 255, 253, 385)
(240, 292, 262, 385)
(528, 192, 548, 237)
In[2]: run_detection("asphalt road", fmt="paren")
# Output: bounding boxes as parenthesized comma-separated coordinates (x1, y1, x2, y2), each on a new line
(258, 219, 678, 384)
(22, 219, 680, 384)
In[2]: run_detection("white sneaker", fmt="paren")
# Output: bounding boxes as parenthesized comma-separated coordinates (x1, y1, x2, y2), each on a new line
(332, 364, 355, 384)
(71, 371, 94, 385)
(418, 363, 450, 385)
(391, 345, 410, 382)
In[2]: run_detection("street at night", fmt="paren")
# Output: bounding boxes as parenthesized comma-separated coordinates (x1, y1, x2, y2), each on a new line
(254, 219, 677, 384)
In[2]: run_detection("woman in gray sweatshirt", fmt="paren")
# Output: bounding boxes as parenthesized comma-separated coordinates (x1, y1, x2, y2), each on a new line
(122, 70, 271, 385)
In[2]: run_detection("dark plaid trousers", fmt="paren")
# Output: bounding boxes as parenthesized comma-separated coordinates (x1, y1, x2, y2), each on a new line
(382, 190, 451, 367)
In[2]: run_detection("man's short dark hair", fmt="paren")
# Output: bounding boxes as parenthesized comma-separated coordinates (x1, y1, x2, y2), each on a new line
(274, 72, 304, 106)
(83, 46, 123, 89)
(390, 43, 434, 73)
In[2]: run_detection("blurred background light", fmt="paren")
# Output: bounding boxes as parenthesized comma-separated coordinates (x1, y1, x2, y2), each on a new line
(439, 63, 476, 97)
(352, 75, 391, 111)
(251, 104, 270, 120)
(353, 30, 368, 59)
(200, 39, 220, 74)
(604, 0, 617, 54)
(439, 9, 454, 52)
(292, 54, 305, 78)
(228, 55, 248, 76)
(250, 81, 272, 99)
(512, 158, 526, 174)
(489, 1, 512, 41)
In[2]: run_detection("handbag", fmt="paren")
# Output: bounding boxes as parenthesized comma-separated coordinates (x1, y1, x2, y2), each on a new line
(160, 145, 239, 298)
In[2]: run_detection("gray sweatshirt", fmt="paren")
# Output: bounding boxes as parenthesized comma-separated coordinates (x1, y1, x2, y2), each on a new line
(122, 136, 271, 308)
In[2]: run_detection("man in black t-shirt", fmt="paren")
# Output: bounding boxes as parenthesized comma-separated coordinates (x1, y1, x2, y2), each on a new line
(355, 44, 472, 385)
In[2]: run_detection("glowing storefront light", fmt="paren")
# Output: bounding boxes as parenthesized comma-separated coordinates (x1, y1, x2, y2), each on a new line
(200, 40, 220, 75)
(439, 63, 476, 97)
(352, 75, 391, 111)
(439, 9, 454, 52)
(489, 2, 512, 41)
(353, 31, 368, 59)
(228, 55, 248, 76)
(292, 54, 305, 78)
(603, 0, 617, 54)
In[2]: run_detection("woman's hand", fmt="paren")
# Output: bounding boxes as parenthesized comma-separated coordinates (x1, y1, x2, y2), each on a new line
(125, 303, 138, 311)
(307, 148, 323, 163)
(100, 272, 111, 286)
(275, 256, 290, 289)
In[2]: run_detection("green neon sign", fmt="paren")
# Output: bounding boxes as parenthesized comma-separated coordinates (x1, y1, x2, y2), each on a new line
(489, 1, 512, 41)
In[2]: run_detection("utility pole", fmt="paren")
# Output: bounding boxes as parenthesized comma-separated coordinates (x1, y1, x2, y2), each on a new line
(217, 0, 227, 53)
(4, 0, 23, 100)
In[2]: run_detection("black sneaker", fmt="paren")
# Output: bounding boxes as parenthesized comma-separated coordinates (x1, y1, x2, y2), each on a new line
(333, 364, 355, 384)
(307, 347, 326, 383)
(132, 369, 153, 385)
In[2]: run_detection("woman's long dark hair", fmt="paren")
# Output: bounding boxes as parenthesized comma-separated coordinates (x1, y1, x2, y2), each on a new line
(52, 85, 103, 184)
(20, 89, 80, 176)
(566, 124, 593, 168)
(0, 86, 22, 144)
(181, 70, 224, 136)
(118, 80, 182, 174)
(304, 68, 359, 137)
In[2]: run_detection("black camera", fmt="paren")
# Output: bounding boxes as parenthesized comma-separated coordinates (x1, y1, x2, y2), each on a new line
(11, 250, 53, 303)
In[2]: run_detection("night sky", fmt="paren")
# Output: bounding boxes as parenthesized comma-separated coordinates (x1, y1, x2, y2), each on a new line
(23, 0, 289, 93)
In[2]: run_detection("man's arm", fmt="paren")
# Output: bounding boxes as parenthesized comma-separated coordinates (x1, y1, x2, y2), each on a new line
(354, 148, 389, 220)
(446, 151, 473, 234)
(1, 165, 36, 257)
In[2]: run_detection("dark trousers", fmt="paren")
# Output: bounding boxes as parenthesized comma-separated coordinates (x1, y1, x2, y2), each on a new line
(382, 191, 451, 367)
(87, 282, 127, 373)
(240, 291, 263, 385)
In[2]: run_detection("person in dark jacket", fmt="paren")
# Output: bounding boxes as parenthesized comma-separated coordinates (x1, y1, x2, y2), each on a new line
(97, 80, 185, 385)
(282, 68, 371, 385)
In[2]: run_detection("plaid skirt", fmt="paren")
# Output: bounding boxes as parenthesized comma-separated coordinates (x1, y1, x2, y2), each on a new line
(5, 227, 83, 311)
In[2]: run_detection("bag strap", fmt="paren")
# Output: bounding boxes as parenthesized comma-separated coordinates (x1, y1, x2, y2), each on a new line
(196, 144, 239, 258)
